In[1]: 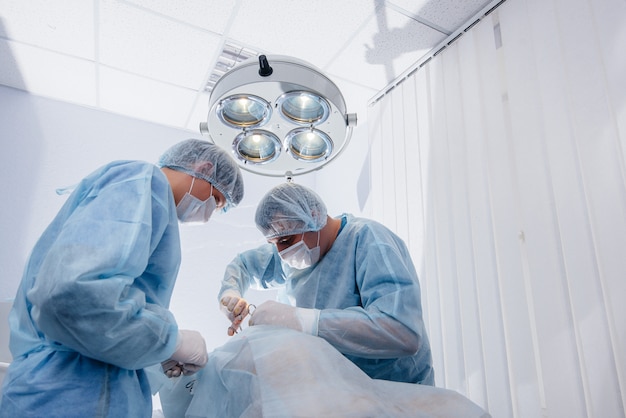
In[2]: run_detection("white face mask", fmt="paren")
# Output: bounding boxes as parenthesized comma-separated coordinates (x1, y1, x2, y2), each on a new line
(279, 231, 321, 269)
(176, 177, 217, 224)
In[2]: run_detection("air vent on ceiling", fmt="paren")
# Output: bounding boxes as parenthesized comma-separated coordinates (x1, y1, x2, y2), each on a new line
(204, 41, 262, 93)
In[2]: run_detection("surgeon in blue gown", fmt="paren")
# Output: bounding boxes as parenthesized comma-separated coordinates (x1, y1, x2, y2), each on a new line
(0, 139, 244, 418)
(219, 182, 434, 385)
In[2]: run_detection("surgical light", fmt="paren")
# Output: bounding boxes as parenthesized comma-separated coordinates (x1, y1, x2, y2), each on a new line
(200, 55, 357, 177)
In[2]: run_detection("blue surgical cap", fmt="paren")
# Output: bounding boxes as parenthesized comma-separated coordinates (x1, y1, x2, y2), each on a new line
(157, 139, 244, 210)
(255, 182, 327, 239)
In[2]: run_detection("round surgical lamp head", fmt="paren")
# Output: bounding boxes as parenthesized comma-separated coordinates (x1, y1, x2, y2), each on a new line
(202, 55, 357, 177)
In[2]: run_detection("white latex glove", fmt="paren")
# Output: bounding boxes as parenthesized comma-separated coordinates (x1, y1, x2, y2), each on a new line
(248, 300, 320, 335)
(169, 330, 208, 375)
(220, 291, 251, 336)
(161, 359, 183, 378)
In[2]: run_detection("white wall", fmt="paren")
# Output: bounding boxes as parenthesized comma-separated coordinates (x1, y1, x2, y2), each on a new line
(0, 85, 192, 301)
(366, 0, 626, 416)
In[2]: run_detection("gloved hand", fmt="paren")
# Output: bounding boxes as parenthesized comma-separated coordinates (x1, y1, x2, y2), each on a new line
(220, 292, 252, 336)
(248, 300, 320, 335)
(169, 329, 208, 375)
(161, 359, 184, 378)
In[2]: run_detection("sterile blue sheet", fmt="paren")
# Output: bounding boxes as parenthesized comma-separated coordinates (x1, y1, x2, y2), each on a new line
(152, 326, 490, 418)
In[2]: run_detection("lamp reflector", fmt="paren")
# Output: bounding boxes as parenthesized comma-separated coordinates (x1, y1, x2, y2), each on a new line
(278, 91, 330, 125)
(233, 130, 281, 164)
(217, 95, 272, 128)
(286, 128, 333, 162)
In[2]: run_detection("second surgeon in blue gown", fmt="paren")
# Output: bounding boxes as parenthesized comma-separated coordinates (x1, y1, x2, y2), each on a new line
(0, 139, 244, 418)
(219, 182, 434, 385)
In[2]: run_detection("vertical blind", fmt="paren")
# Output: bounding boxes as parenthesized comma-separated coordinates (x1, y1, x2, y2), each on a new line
(367, 0, 626, 416)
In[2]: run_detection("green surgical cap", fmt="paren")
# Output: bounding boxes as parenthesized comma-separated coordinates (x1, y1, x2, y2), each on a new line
(255, 182, 327, 239)
(157, 139, 244, 210)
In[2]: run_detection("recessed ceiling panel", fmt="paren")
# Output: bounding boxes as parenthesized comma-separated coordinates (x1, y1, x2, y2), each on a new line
(0, 40, 27, 90)
(0, 0, 498, 134)
(0, 0, 95, 59)
(326, 6, 445, 90)
(228, 0, 376, 70)
(1, 40, 97, 106)
(99, 0, 221, 89)
(389, 0, 494, 32)
(99, 67, 198, 127)
(186, 91, 212, 132)
(124, 0, 235, 33)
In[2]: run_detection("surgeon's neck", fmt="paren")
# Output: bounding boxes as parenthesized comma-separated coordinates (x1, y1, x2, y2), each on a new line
(161, 167, 190, 205)
(320, 216, 342, 257)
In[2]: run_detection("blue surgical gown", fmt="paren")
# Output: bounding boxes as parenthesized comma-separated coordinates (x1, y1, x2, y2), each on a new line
(0, 161, 181, 418)
(220, 214, 434, 385)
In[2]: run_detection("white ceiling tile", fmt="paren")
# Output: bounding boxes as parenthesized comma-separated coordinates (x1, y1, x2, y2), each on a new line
(388, 0, 494, 32)
(0, 39, 27, 90)
(326, 7, 445, 91)
(99, 67, 199, 127)
(99, 0, 222, 89)
(0, 40, 97, 106)
(228, 0, 377, 70)
(185, 91, 211, 132)
(124, 0, 235, 33)
(0, 0, 496, 131)
(0, 0, 95, 59)
(331, 79, 377, 124)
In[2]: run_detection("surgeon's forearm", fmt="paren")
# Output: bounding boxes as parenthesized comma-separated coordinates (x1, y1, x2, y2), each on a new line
(218, 257, 256, 301)
(33, 280, 179, 369)
(317, 311, 422, 359)
(218, 277, 246, 304)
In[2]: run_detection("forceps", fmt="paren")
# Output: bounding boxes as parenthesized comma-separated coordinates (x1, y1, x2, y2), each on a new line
(228, 303, 256, 335)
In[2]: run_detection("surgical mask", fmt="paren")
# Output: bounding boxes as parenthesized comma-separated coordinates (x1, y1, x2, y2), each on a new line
(176, 177, 217, 224)
(279, 231, 320, 269)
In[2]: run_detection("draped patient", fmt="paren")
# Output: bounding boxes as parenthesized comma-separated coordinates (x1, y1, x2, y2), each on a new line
(154, 183, 489, 418)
